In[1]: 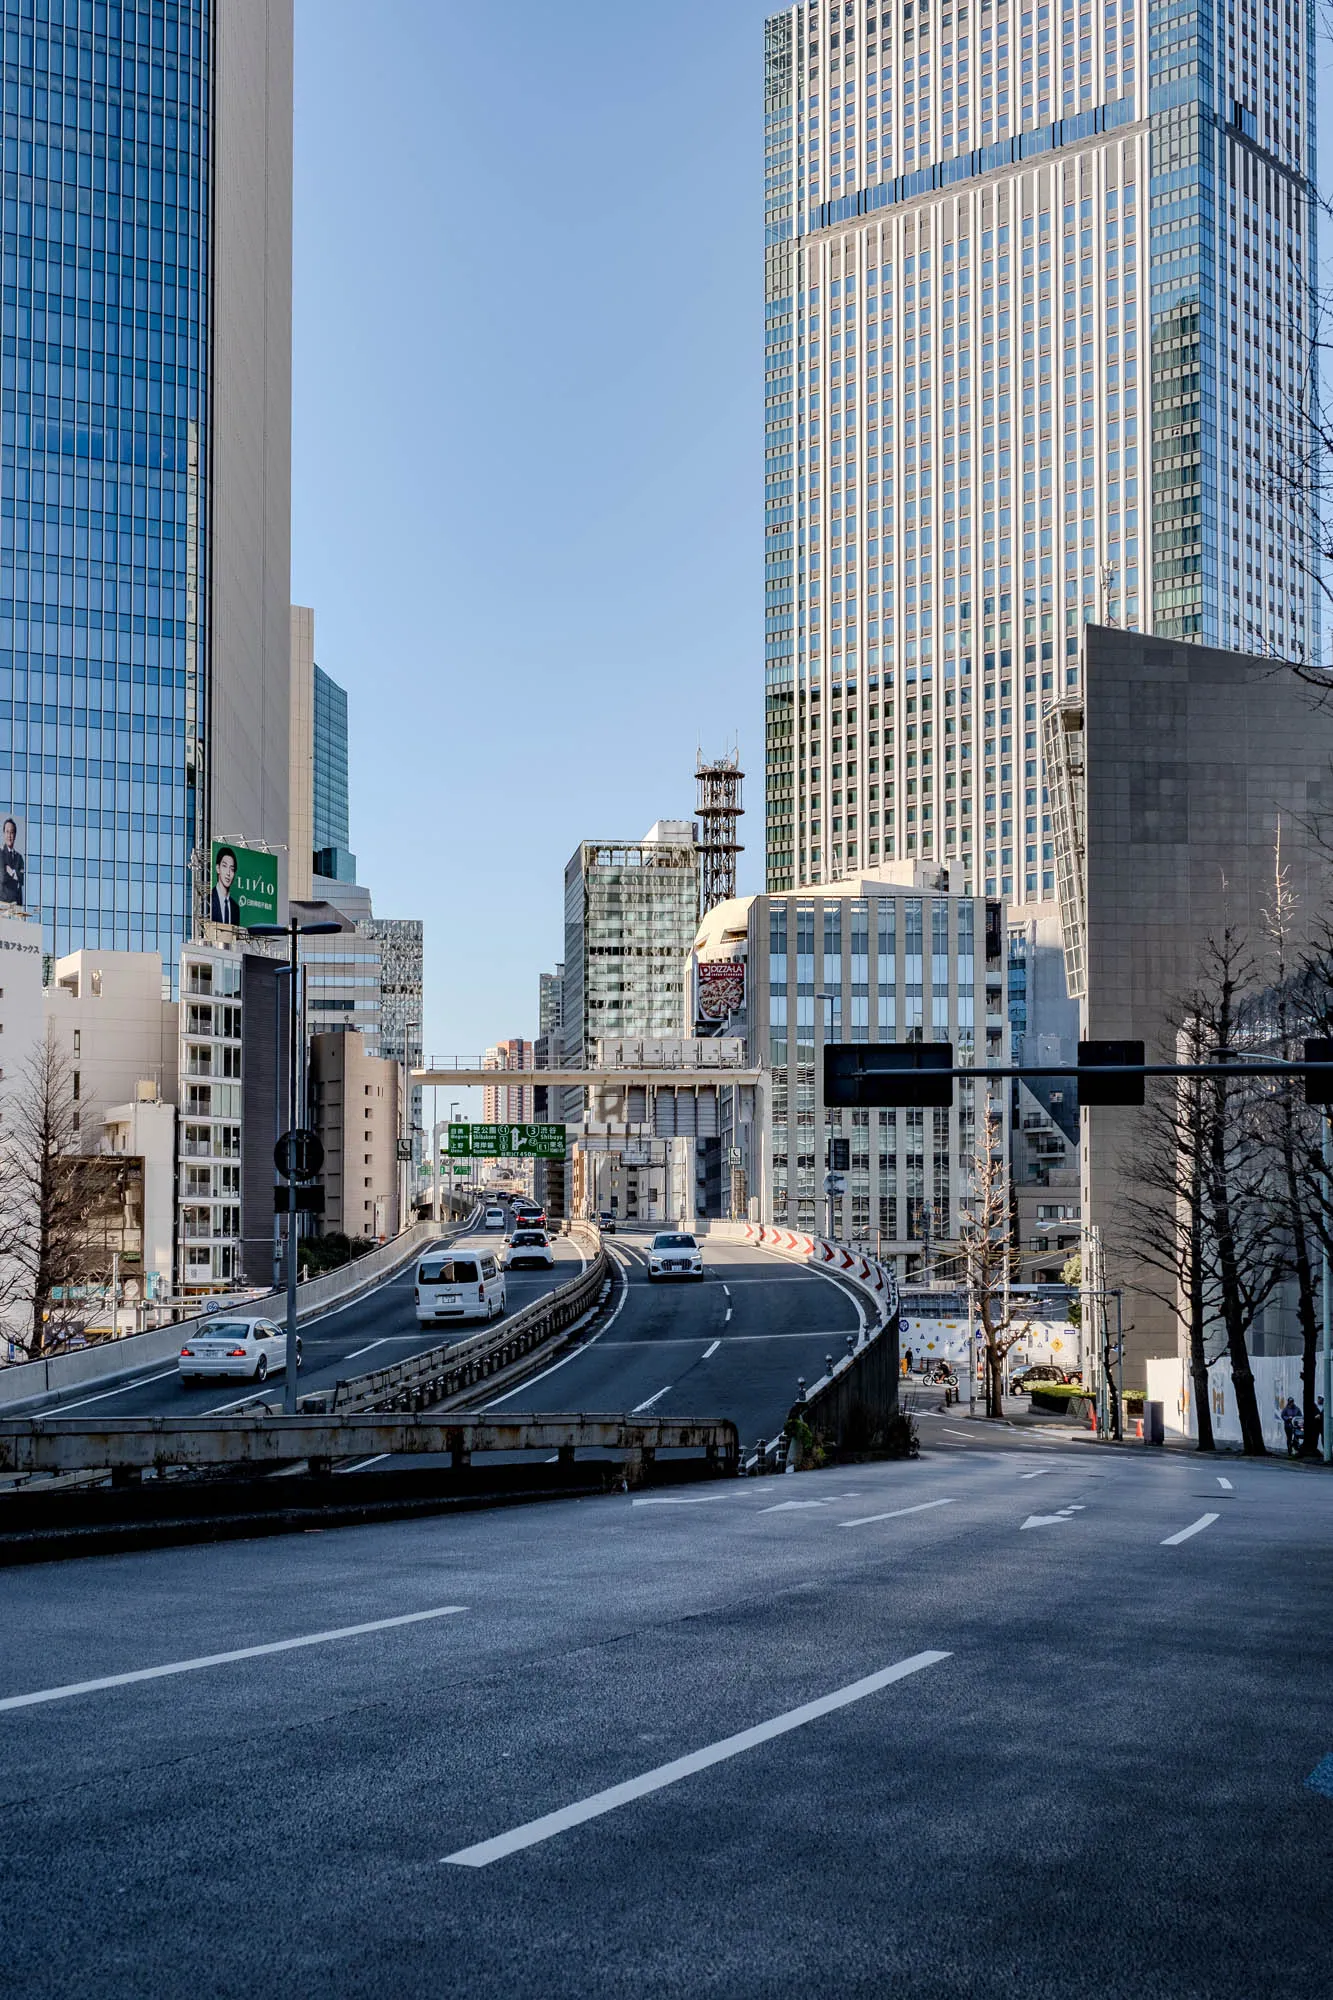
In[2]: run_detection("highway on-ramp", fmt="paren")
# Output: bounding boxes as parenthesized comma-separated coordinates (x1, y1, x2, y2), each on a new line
(11, 1225, 588, 1425)
(490, 1229, 865, 1449)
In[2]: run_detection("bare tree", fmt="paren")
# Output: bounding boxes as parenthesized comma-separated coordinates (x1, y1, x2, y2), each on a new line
(0, 1028, 102, 1359)
(957, 1100, 1031, 1419)
(1197, 929, 1283, 1455)
(1118, 1010, 1217, 1452)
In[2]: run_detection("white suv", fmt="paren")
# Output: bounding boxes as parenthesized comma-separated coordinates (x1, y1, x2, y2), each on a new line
(647, 1231, 704, 1280)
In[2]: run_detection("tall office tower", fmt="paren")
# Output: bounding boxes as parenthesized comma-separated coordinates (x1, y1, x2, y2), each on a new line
(0, 1, 293, 963)
(359, 915, 424, 1165)
(762, 0, 1316, 900)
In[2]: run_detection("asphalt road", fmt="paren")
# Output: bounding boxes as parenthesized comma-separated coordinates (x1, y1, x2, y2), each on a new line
(17, 1224, 586, 1424)
(491, 1229, 864, 1448)
(2, 1428, 1329, 1997)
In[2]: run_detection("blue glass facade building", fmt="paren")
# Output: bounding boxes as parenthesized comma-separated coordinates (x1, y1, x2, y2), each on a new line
(312, 661, 355, 883)
(0, 0, 291, 965)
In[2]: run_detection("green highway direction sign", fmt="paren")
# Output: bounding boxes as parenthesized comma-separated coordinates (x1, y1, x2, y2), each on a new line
(448, 1122, 567, 1159)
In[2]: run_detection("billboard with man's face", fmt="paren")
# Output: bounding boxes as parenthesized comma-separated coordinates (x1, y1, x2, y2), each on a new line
(0, 814, 24, 909)
(209, 840, 278, 928)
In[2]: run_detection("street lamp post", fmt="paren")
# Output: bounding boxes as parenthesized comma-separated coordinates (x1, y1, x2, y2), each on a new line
(249, 915, 341, 1415)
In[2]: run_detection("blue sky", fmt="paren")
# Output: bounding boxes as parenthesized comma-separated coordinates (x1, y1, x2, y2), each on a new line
(291, 0, 774, 1084)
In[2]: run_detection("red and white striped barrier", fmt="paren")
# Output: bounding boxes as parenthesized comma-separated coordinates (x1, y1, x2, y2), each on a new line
(728, 1222, 899, 1323)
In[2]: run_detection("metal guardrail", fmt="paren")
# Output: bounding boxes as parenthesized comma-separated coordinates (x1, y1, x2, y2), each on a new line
(299, 1223, 607, 1417)
(0, 1411, 739, 1478)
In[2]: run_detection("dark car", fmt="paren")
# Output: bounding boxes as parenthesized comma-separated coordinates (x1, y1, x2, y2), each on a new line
(1012, 1363, 1076, 1392)
(598, 1210, 617, 1234)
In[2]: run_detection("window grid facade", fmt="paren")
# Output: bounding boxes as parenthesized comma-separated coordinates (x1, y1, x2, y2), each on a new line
(763, 0, 1316, 903)
(0, 1, 211, 962)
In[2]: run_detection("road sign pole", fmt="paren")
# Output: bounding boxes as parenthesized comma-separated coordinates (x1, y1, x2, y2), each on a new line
(285, 918, 299, 1416)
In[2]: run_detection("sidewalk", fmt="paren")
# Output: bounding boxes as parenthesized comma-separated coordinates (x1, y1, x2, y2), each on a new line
(905, 1391, 1332, 1466)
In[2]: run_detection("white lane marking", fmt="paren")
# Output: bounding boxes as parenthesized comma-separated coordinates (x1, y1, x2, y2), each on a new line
(1020, 1509, 1085, 1529)
(0, 1607, 468, 1713)
(631, 1495, 728, 1507)
(344, 1339, 388, 1362)
(722, 1286, 731, 1298)
(1217, 1476, 1233, 1490)
(724, 1308, 732, 1324)
(340, 1455, 388, 1474)
(441, 1650, 952, 1867)
(941, 1429, 974, 1441)
(1019, 1468, 1055, 1480)
(1161, 1512, 1219, 1546)
(631, 1386, 672, 1414)
(44, 1367, 179, 1414)
(703, 1340, 720, 1359)
(483, 1259, 630, 1409)
(839, 1498, 956, 1528)
(760, 1499, 826, 1513)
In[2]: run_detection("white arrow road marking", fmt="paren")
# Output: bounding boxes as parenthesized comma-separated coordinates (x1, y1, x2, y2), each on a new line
(441, 1650, 952, 1867)
(1020, 1506, 1085, 1529)
(631, 1386, 672, 1414)
(1161, 1512, 1219, 1546)
(840, 1498, 957, 1528)
(760, 1500, 827, 1513)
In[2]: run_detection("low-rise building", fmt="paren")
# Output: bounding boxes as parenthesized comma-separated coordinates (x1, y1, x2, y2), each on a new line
(308, 1030, 399, 1242)
(46, 950, 178, 1144)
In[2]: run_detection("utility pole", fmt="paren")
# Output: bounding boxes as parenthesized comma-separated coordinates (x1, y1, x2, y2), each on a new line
(250, 913, 341, 1414)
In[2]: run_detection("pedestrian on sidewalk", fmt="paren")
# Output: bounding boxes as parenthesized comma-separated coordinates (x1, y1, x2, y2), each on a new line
(1281, 1396, 1301, 1456)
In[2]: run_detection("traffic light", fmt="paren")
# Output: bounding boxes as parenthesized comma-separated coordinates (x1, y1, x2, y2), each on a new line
(824, 1042, 955, 1108)
(1077, 1040, 1146, 1107)
(1304, 1039, 1333, 1105)
(828, 1136, 851, 1171)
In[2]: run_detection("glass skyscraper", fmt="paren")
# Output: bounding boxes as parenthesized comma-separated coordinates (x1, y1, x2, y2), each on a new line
(762, 0, 1316, 901)
(0, 0, 292, 966)
(312, 662, 355, 882)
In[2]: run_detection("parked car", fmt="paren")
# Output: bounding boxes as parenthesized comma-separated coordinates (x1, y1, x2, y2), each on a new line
(647, 1231, 704, 1280)
(598, 1210, 617, 1234)
(1012, 1363, 1077, 1392)
(178, 1317, 300, 1385)
(500, 1229, 556, 1271)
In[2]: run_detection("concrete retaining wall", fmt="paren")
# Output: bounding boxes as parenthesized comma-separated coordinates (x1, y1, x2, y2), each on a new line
(0, 1219, 450, 1413)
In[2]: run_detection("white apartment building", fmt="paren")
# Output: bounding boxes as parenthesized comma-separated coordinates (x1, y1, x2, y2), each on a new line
(483, 1040, 535, 1125)
(762, 0, 1317, 899)
(46, 951, 179, 1148)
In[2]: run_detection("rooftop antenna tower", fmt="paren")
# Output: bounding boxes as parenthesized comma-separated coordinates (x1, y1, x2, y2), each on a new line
(695, 746, 745, 915)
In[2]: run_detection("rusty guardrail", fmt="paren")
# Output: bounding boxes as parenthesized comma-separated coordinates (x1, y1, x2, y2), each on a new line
(0, 1411, 739, 1479)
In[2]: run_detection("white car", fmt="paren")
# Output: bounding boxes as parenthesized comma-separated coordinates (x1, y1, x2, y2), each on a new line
(500, 1228, 556, 1271)
(178, 1317, 300, 1385)
(483, 1206, 506, 1230)
(647, 1231, 704, 1280)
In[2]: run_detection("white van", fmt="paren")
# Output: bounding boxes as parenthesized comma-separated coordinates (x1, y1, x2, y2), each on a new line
(414, 1250, 506, 1325)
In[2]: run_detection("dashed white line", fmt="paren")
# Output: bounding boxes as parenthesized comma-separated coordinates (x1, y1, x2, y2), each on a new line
(722, 1286, 731, 1299)
(1019, 1468, 1055, 1480)
(1217, 1476, 1233, 1490)
(0, 1606, 468, 1713)
(631, 1386, 672, 1414)
(724, 1307, 732, 1323)
(441, 1650, 952, 1867)
(703, 1340, 720, 1359)
(344, 1339, 388, 1362)
(1161, 1512, 1219, 1546)
(840, 1498, 957, 1528)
